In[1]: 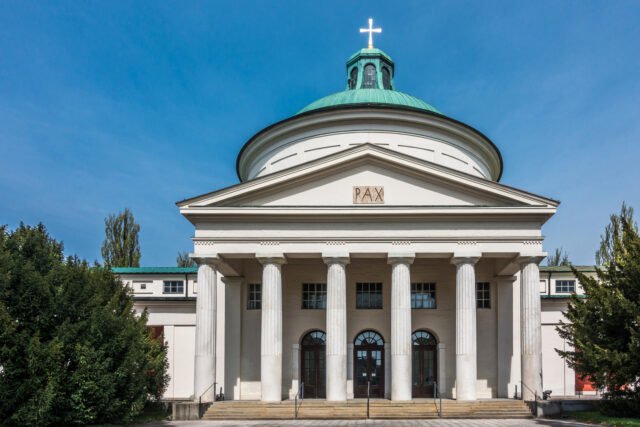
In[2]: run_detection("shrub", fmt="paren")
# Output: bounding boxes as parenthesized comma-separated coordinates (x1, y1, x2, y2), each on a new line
(0, 224, 169, 426)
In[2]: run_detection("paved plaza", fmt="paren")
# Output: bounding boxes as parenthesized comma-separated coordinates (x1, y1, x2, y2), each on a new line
(148, 419, 595, 427)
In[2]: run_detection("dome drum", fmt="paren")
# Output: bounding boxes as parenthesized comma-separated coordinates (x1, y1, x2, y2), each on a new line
(237, 107, 502, 182)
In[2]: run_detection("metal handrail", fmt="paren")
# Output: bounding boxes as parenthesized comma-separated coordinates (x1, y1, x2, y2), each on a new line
(366, 380, 371, 419)
(519, 381, 539, 416)
(520, 381, 539, 400)
(198, 381, 217, 405)
(294, 382, 304, 419)
(197, 381, 217, 418)
(434, 380, 442, 417)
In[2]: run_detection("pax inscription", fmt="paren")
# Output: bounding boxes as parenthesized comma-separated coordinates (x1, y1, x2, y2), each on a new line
(353, 186, 384, 204)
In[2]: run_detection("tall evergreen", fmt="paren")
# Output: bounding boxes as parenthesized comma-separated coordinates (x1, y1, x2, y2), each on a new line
(176, 251, 196, 267)
(596, 202, 637, 265)
(546, 247, 570, 266)
(557, 203, 640, 415)
(0, 223, 168, 426)
(101, 208, 141, 267)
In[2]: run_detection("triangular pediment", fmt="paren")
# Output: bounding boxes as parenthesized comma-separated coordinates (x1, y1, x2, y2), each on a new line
(178, 144, 557, 209)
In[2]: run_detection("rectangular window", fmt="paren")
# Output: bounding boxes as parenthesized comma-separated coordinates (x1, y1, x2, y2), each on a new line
(163, 280, 184, 294)
(411, 282, 437, 309)
(247, 283, 261, 310)
(140, 283, 147, 290)
(302, 283, 327, 309)
(356, 282, 383, 309)
(476, 282, 491, 309)
(555, 280, 576, 293)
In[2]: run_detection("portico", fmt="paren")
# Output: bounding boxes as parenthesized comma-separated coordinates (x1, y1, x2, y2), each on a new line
(189, 246, 547, 402)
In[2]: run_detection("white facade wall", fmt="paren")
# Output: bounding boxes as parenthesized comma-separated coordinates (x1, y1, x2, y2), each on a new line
(537, 270, 592, 397)
(120, 273, 198, 298)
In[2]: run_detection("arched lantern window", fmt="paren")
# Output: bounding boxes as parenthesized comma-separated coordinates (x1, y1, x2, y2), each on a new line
(382, 67, 391, 89)
(349, 67, 358, 90)
(362, 64, 377, 89)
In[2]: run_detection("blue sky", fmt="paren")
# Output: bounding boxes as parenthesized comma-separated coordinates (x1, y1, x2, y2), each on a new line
(1, 1, 639, 266)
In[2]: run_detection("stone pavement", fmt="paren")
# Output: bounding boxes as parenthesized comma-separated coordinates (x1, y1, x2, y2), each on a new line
(146, 419, 596, 427)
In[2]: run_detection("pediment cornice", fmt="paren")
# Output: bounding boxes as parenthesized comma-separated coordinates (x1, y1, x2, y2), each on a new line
(178, 144, 558, 220)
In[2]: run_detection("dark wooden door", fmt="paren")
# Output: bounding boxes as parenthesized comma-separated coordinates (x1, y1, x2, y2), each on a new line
(412, 330, 438, 398)
(300, 331, 326, 398)
(353, 331, 385, 398)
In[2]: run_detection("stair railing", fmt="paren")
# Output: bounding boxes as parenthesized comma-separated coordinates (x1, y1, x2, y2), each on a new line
(294, 382, 304, 419)
(520, 381, 539, 416)
(434, 380, 442, 417)
(366, 380, 371, 419)
(198, 381, 217, 418)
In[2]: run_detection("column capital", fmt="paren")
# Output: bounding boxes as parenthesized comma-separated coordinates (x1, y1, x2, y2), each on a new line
(256, 253, 287, 265)
(516, 252, 546, 266)
(322, 252, 350, 265)
(190, 253, 222, 267)
(387, 252, 415, 265)
(494, 275, 518, 284)
(451, 252, 481, 266)
(221, 276, 243, 286)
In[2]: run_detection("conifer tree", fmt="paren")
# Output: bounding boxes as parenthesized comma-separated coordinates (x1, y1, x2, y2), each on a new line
(176, 251, 196, 267)
(101, 208, 141, 267)
(0, 223, 168, 426)
(557, 203, 640, 415)
(546, 247, 570, 266)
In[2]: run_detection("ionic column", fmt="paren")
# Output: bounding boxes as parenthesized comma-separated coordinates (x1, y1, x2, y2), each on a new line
(519, 257, 544, 401)
(452, 255, 480, 401)
(388, 254, 415, 401)
(257, 254, 286, 402)
(323, 254, 350, 401)
(194, 257, 218, 402)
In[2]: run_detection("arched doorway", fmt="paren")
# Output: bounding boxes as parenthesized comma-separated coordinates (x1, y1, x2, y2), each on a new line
(300, 330, 326, 398)
(412, 330, 438, 397)
(354, 330, 385, 398)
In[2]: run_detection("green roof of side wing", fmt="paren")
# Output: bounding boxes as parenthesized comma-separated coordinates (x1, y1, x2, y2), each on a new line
(297, 89, 441, 115)
(112, 267, 198, 274)
(539, 265, 597, 273)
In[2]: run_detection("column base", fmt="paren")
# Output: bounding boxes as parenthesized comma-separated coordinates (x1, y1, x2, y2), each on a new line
(194, 354, 215, 402)
(326, 353, 347, 401)
(391, 353, 412, 401)
(456, 353, 477, 401)
(522, 353, 542, 401)
(261, 354, 282, 402)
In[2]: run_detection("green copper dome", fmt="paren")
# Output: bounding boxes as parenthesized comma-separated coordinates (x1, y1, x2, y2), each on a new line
(298, 88, 441, 115)
(297, 47, 441, 116)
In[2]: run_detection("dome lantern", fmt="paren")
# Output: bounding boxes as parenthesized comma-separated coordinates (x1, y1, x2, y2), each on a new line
(346, 48, 395, 91)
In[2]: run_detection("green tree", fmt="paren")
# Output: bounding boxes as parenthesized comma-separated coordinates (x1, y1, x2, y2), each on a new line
(596, 202, 637, 265)
(0, 223, 168, 426)
(557, 203, 640, 415)
(546, 247, 570, 266)
(101, 208, 141, 267)
(176, 251, 196, 267)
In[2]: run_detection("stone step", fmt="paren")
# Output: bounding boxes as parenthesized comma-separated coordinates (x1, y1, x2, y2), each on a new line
(203, 399, 533, 420)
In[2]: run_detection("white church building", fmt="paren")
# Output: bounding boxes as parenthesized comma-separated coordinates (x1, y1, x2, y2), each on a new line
(115, 29, 596, 404)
